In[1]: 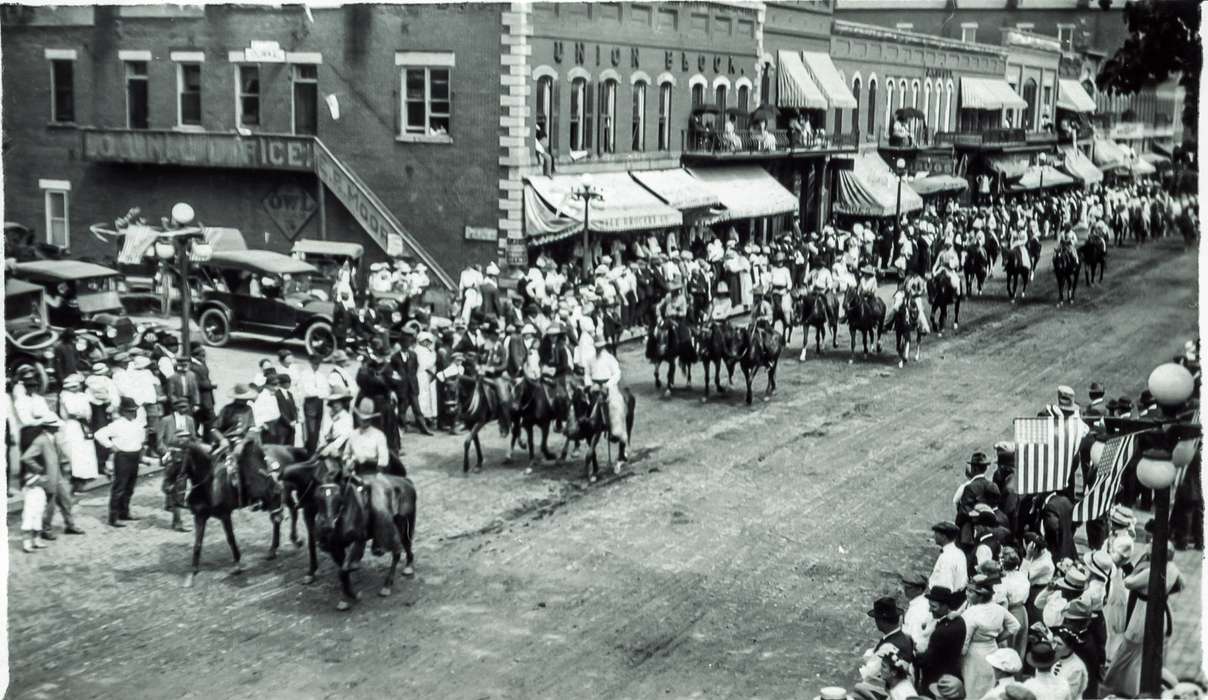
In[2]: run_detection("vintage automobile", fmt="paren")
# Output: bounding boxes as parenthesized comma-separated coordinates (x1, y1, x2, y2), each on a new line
(10, 260, 164, 354)
(290, 239, 364, 290)
(5, 278, 60, 391)
(192, 250, 338, 357)
(5, 221, 69, 262)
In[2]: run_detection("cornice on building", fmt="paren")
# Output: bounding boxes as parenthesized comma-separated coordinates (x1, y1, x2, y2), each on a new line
(1001, 28, 1063, 54)
(831, 18, 1009, 57)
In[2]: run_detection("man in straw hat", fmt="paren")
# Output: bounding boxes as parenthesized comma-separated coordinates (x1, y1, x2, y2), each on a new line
(916, 586, 966, 691)
(157, 396, 197, 532)
(209, 383, 258, 452)
(344, 398, 389, 477)
(94, 397, 146, 527)
(315, 386, 355, 459)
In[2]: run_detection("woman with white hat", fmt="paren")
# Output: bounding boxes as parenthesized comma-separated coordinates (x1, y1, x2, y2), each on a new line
(575, 317, 597, 387)
(415, 331, 438, 420)
(57, 373, 99, 491)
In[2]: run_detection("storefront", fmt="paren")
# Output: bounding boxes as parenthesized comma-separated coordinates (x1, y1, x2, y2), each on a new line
(1000, 30, 1062, 133)
(831, 149, 924, 221)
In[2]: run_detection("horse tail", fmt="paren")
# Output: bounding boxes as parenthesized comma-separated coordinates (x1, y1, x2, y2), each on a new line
(623, 388, 636, 444)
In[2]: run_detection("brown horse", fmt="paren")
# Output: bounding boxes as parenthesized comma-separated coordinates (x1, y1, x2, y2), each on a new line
(646, 319, 696, 398)
(175, 438, 285, 588)
(456, 371, 510, 474)
(796, 291, 838, 361)
(693, 321, 739, 403)
(561, 384, 636, 483)
(734, 325, 782, 404)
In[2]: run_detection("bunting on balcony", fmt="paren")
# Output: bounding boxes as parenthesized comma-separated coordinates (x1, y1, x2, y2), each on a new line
(776, 51, 827, 111)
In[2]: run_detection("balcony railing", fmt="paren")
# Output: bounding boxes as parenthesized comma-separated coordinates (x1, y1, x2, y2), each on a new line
(681, 128, 859, 156)
(934, 128, 1028, 147)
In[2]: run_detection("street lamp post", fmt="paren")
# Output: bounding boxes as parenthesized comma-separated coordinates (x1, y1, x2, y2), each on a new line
(154, 203, 206, 355)
(570, 173, 604, 279)
(894, 157, 906, 243)
(1037, 152, 1047, 195)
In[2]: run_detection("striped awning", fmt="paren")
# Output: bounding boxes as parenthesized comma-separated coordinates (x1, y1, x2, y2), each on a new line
(684, 165, 798, 222)
(801, 51, 857, 109)
(1060, 146, 1103, 185)
(832, 151, 924, 218)
(1057, 79, 1096, 114)
(1130, 158, 1157, 177)
(960, 76, 1027, 111)
(630, 168, 723, 211)
(1091, 138, 1128, 170)
(524, 171, 682, 246)
(907, 174, 968, 197)
(777, 50, 827, 110)
(1009, 165, 1076, 192)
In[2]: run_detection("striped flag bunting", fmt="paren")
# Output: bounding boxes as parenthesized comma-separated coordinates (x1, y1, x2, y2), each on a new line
(1174, 409, 1200, 490)
(1015, 415, 1089, 495)
(1073, 432, 1139, 522)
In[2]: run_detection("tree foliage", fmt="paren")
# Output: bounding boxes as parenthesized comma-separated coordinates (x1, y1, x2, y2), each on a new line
(1096, 0, 1201, 130)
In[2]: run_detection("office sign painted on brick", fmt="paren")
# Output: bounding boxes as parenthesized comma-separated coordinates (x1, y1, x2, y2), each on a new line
(262, 182, 317, 239)
(315, 149, 391, 251)
(82, 129, 315, 172)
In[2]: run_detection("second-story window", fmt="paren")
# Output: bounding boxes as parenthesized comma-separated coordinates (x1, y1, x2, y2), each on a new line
(851, 77, 861, 136)
(125, 61, 149, 129)
(403, 66, 451, 137)
(178, 63, 202, 127)
(50, 59, 75, 123)
(536, 76, 554, 138)
(657, 81, 672, 151)
(961, 23, 978, 43)
(632, 80, 647, 152)
(236, 64, 260, 128)
(867, 79, 877, 135)
(292, 64, 318, 135)
(691, 83, 704, 107)
(599, 79, 617, 154)
(715, 84, 727, 109)
(1057, 24, 1075, 52)
(737, 84, 749, 113)
(569, 77, 593, 151)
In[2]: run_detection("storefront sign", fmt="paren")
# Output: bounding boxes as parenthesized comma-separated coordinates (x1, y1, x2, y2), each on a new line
(81, 129, 315, 172)
(315, 147, 393, 252)
(552, 40, 744, 75)
(925, 67, 953, 80)
(262, 182, 316, 239)
(506, 241, 528, 267)
(245, 40, 285, 63)
(464, 226, 497, 242)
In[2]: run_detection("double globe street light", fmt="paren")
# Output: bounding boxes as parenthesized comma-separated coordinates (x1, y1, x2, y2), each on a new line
(153, 203, 209, 355)
(571, 173, 605, 279)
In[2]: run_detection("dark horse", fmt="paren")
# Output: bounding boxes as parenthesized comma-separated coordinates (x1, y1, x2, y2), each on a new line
(734, 325, 782, 405)
(175, 438, 285, 588)
(694, 320, 738, 403)
(928, 274, 962, 336)
(1004, 244, 1034, 302)
(891, 300, 923, 369)
(983, 232, 1001, 275)
(962, 245, 990, 296)
(304, 463, 417, 611)
(1053, 247, 1081, 306)
(277, 445, 406, 548)
(796, 290, 838, 361)
(843, 290, 885, 363)
(512, 376, 567, 474)
(646, 319, 696, 398)
(561, 384, 636, 483)
(1081, 235, 1107, 286)
(456, 371, 511, 474)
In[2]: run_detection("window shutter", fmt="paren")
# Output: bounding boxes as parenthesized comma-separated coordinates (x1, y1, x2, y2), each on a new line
(394, 74, 401, 136)
(596, 81, 605, 155)
(584, 81, 594, 151)
(550, 80, 560, 158)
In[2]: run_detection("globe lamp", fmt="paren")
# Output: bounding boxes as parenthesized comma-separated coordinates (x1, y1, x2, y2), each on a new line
(1147, 363, 1194, 409)
(171, 202, 196, 227)
(1136, 448, 1176, 490)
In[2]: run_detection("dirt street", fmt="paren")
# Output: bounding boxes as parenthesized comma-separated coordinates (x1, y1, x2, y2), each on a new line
(7, 238, 1200, 699)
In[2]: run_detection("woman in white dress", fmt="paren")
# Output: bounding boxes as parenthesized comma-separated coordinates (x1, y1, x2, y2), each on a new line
(415, 332, 438, 420)
(961, 574, 1022, 700)
(575, 317, 597, 388)
(997, 547, 1031, 660)
(57, 373, 99, 491)
(1102, 549, 1183, 698)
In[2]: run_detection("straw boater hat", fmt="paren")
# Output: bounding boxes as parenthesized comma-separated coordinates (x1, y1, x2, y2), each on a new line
(61, 373, 84, 390)
(90, 362, 110, 376)
(985, 648, 1023, 674)
(1109, 504, 1137, 528)
(354, 398, 379, 420)
(230, 383, 257, 400)
(813, 688, 854, 700)
(30, 406, 63, 428)
(327, 386, 353, 402)
(1055, 567, 1089, 593)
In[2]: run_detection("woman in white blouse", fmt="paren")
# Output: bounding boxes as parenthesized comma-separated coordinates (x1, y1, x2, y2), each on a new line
(961, 574, 1021, 700)
(1022, 532, 1054, 626)
(997, 547, 1031, 660)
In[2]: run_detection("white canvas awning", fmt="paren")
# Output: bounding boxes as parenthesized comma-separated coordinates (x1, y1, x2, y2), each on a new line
(960, 77, 1027, 111)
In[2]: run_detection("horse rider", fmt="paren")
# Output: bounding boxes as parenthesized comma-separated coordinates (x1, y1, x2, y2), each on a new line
(890, 269, 931, 335)
(857, 264, 878, 301)
(478, 325, 513, 431)
(749, 285, 775, 345)
(208, 383, 259, 454)
(686, 254, 712, 327)
(768, 252, 794, 332)
(344, 398, 389, 478)
(1058, 224, 1080, 265)
(804, 257, 835, 327)
(542, 321, 575, 397)
(1008, 220, 1030, 274)
(1026, 218, 1042, 280)
(588, 343, 627, 475)
(314, 386, 354, 461)
(707, 280, 734, 322)
(657, 279, 691, 353)
(931, 239, 963, 298)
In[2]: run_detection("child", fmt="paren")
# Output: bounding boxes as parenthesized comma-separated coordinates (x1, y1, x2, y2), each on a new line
(20, 464, 49, 553)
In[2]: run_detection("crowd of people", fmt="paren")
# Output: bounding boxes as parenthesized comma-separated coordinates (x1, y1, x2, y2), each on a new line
(816, 341, 1202, 700)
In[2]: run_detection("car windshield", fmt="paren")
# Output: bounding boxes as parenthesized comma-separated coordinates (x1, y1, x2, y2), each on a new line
(78, 276, 120, 294)
(5, 292, 43, 324)
(282, 271, 330, 299)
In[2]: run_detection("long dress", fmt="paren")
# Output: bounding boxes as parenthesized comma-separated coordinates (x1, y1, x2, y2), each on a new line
(961, 602, 1022, 700)
(415, 344, 437, 419)
(998, 570, 1031, 659)
(1102, 561, 1182, 698)
(58, 390, 99, 480)
(1102, 532, 1135, 662)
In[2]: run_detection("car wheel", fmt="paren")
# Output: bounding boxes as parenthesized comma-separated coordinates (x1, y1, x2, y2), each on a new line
(304, 322, 335, 359)
(200, 308, 231, 347)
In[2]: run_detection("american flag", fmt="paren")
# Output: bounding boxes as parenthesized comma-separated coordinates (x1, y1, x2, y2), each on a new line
(1073, 433, 1138, 522)
(1015, 415, 1089, 495)
(1174, 409, 1201, 490)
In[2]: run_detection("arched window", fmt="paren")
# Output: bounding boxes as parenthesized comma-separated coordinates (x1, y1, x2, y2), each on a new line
(658, 81, 672, 151)
(931, 81, 941, 131)
(632, 80, 647, 152)
(867, 78, 877, 135)
(1022, 78, 1038, 130)
(760, 63, 772, 105)
(737, 84, 750, 112)
(898, 78, 907, 109)
(885, 80, 894, 133)
(569, 77, 593, 151)
(536, 76, 553, 138)
(944, 79, 954, 131)
(851, 77, 862, 136)
(600, 78, 618, 153)
(692, 83, 704, 107)
(715, 84, 727, 109)
(922, 80, 930, 125)
(911, 80, 920, 109)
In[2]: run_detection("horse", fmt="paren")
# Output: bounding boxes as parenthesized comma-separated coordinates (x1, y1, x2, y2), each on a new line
(962, 245, 990, 296)
(277, 445, 407, 548)
(175, 438, 285, 588)
(796, 290, 838, 362)
(1081, 236, 1107, 286)
(1003, 245, 1032, 302)
(308, 464, 417, 611)
(511, 375, 567, 474)
(694, 320, 738, 403)
(560, 384, 636, 483)
(983, 232, 1001, 275)
(646, 320, 696, 398)
(733, 325, 782, 405)
(928, 274, 962, 336)
(891, 299, 923, 369)
(843, 290, 885, 362)
(456, 373, 510, 474)
(770, 288, 796, 345)
(1053, 247, 1081, 307)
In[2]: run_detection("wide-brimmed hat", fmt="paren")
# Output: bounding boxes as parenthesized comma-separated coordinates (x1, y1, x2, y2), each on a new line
(1062, 598, 1094, 621)
(521, 323, 538, 336)
(230, 383, 257, 400)
(327, 386, 353, 402)
(90, 362, 110, 376)
(31, 407, 63, 428)
(978, 559, 1004, 583)
(111, 351, 130, 364)
(1026, 640, 1057, 669)
(1082, 550, 1114, 581)
(859, 265, 877, 277)
(967, 573, 994, 596)
(866, 596, 900, 621)
(1109, 504, 1137, 528)
(546, 321, 565, 336)
(417, 331, 436, 346)
(354, 398, 380, 419)
(985, 647, 1023, 673)
(1055, 567, 1089, 592)
(131, 356, 152, 370)
(929, 675, 964, 700)
(61, 373, 84, 390)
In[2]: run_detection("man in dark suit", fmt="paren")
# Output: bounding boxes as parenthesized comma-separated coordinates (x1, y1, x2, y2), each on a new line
(166, 355, 200, 413)
(868, 596, 915, 666)
(915, 587, 965, 690)
(189, 342, 216, 426)
(954, 451, 1000, 549)
(356, 339, 400, 451)
(392, 326, 433, 435)
(271, 374, 299, 446)
(156, 396, 196, 532)
(478, 264, 502, 319)
(1040, 490, 1076, 561)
